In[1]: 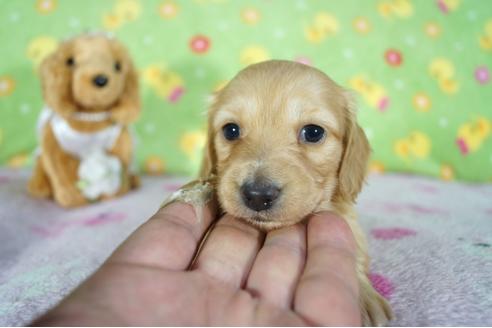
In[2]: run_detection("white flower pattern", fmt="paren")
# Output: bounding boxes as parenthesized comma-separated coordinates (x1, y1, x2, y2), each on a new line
(77, 150, 122, 200)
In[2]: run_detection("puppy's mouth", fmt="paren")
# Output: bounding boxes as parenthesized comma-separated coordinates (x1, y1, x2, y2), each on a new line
(238, 215, 283, 230)
(235, 198, 292, 231)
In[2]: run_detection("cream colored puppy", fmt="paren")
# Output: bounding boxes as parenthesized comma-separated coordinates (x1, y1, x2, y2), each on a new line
(164, 60, 392, 326)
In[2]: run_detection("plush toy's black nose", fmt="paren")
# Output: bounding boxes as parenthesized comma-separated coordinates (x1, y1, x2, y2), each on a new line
(241, 181, 281, 212)
(93, 74, 108, 88)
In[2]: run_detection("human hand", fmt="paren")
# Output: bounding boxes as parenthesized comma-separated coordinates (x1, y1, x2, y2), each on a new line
(33, 202, 360, 326)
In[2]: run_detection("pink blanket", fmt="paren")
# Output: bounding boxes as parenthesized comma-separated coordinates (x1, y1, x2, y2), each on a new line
(0, 168, 491, 325)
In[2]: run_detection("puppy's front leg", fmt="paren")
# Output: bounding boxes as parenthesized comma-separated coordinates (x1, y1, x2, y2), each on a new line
(348, 219, 393, 326)
(359, 273, 393, 326)
(161, 178, 216, 222)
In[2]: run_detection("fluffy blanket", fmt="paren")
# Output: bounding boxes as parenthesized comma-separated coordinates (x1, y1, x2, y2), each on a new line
(0, 168, 491, 326)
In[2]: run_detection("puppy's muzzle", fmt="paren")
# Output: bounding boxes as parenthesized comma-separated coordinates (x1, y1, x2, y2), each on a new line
(240, 180, 281, 212)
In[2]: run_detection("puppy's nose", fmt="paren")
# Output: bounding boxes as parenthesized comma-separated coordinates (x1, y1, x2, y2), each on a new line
(92, 74, 108, 88)
(241, 181, 280, 212)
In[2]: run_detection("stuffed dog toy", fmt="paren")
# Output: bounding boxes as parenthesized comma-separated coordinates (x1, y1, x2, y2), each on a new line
(163, 60, 393, 326)
(28, 33, 140, 208)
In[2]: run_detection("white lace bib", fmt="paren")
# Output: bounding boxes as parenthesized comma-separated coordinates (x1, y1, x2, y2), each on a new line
(37, 106, 122, 159)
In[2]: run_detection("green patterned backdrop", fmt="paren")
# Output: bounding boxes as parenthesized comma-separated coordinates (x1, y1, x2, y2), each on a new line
(0, 0, 491, 181)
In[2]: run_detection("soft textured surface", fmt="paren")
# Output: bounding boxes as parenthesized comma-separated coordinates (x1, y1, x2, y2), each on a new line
(1, 0, 492, 181)
(0, 168, 491, 326)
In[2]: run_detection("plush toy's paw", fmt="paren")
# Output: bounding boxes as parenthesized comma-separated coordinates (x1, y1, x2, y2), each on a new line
(28, 159, 52, 198)
(28, 176, 52, 199)
(360, 280, 393, 326)
(54, 188, 87, 208)
(130, 174, 140, 189)
(111, 106, 139, 124)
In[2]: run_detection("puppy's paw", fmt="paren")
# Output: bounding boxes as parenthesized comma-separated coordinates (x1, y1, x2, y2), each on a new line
(162, 179, 214, 209)
(360, 279, 393, 326)
(161, 179, 215, 224)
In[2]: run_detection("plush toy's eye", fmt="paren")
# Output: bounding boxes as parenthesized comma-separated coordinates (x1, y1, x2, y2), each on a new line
(114, 61, 121, 72)
(66, 57, 75, 67)
(222, 123, 241, 141)
(299, 124, 325, 143)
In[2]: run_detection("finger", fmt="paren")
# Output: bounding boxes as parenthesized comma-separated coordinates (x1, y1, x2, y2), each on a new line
(109, 201, 215, 271)
(294, 212, 360, 326)
(245, 223, 306, 309)
(192, 215, 264, 288)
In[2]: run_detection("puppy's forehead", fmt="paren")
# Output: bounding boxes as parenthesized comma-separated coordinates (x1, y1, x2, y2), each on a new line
(212, 61, 345, 134)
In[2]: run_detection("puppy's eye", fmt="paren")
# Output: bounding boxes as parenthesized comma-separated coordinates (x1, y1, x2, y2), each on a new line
(300, 124, 325, 143)
(114, 61, 121, 72)
(66, 57, 75, 67)
(222, 123, 240, 141)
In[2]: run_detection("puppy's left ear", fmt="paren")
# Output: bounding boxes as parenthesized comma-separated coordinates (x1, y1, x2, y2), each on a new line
(336, 91, 371, 203)
(112, 43, 140, 124)
(198, 93, 219, 180)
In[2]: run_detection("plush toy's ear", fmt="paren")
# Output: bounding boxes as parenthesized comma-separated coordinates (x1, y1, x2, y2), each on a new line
(198, 93, 219, 180)
(336, 91, 371, 203)
(40, 41, 77, 117)
(111, 42, 140, 124)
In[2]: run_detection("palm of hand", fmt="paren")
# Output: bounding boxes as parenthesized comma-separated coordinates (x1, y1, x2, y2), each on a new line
(35, 203, 360, 326)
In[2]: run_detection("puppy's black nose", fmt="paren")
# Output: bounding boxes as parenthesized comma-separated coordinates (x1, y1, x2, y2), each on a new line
(241, 181, 280, 212)
(93, 74, 108, 88)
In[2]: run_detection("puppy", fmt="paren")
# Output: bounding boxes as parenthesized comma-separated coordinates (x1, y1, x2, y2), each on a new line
(28, 34, 140, 207)
(164, 60, 392, 326)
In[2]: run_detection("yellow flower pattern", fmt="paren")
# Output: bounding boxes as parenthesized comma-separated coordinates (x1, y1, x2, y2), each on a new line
(158, 1, 179, 19)
(35, 0, 56, 14)
(479, 20, 492, 51)
(412, 93, 432, 112)
(456, 118, 491, 155)
(180, 131, 206, 169)
(349, 75, 389, 112)
(26, 36, 58, 70)
(395, 132, 431, 160)
(424, 22, 442, 39)
(429, 58, 460, 94)
(142, 63, 185, 102)
(241, 7, 261, 25)
(0, 1, 490, 181)
(0, 76, 15, 97)
(304, 12, 339, 43)
(144, 155, 165, 175)
(240, 46, 270, 66)
(102, 0, 141, 30)
(8, 153, 29, 168)
(378, 0, 413, 19)
(353, 17, 372, 34)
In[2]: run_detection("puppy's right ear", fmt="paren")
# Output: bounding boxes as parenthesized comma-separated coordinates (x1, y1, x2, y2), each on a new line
(198, 92, 219, 180)
(336, 91, 371, 203)
(40, 41, 77, 117)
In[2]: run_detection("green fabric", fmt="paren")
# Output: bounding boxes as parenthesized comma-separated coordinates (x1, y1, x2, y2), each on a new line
(0, 0, 491, 181)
